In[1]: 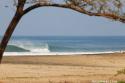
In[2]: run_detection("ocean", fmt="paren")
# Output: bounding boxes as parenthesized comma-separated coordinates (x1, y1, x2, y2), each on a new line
(1, 36, 125, 56)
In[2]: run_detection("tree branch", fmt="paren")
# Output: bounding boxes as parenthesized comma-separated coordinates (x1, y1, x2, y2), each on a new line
(17, 0, 26, 15)
(23, 3, 125, 23)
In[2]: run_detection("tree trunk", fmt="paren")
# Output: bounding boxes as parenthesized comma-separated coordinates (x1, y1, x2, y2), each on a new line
(0, 12, 22, 63)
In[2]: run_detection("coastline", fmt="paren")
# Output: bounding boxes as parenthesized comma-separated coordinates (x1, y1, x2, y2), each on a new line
(3, 50, 125, 56)
(0, 53, 125, 83)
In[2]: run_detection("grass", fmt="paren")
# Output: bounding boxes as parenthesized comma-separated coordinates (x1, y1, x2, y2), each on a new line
(117, 81, 125, 83)
(115, 68, 125, 76)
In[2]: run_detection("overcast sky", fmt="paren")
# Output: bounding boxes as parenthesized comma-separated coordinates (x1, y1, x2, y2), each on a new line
(0, 0, 125, 36)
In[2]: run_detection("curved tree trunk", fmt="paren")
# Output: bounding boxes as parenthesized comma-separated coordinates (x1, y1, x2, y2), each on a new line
(0, 12, 23, 63)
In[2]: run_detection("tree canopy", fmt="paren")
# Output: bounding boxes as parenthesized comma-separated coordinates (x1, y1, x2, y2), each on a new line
(12, 0, 125, 23)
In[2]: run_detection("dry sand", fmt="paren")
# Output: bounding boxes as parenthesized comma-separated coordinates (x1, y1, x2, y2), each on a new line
(0, 53, 125, 83)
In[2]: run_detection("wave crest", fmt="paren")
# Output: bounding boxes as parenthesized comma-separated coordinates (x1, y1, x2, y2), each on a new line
(6, 43, 50, 53)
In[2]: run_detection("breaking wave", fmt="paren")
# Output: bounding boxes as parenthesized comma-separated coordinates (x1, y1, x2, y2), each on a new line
(6, 43, 50, 53)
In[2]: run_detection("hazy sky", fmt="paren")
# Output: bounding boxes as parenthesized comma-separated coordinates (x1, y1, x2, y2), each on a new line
(0, 0, 125, 36)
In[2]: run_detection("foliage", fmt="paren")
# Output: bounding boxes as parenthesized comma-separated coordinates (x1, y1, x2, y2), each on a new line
(117, 68, 125, 75)
(11, 0, 125, 23)
(117, 80, 125, 83)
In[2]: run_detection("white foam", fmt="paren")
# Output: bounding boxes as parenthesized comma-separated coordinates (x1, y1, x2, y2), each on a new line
(30, 48, 50, 52)
(3, 51, 124, 56)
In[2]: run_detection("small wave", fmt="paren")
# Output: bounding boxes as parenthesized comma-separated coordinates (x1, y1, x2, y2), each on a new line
(19, 43, 50, 53)
(6, 45, 29, 52)
(6, 43, 50, 53)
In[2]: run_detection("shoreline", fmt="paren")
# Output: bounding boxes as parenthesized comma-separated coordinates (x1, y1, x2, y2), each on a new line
(2, 52, 125, 65)
(1, 53, 125, 83)
(3, 50, 125, 56)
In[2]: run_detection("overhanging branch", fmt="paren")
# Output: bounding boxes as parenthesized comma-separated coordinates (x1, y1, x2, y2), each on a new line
(23, 3, 125, 23)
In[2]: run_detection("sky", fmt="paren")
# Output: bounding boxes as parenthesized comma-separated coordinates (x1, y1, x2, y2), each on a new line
(0, 0, 125, 36)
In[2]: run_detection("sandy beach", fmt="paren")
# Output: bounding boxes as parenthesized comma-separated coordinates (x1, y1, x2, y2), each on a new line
(0, 53, 125, 83)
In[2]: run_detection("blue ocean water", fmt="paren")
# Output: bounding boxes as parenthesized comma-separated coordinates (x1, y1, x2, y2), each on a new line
(1, 36, 125, 55)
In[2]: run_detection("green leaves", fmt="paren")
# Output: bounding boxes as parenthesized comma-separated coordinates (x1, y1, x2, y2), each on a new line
(65, 0, 125, 18)
(12, 0, 125, 23)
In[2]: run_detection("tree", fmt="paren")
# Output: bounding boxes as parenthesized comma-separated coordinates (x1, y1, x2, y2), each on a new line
(0, 0, 125, 63)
